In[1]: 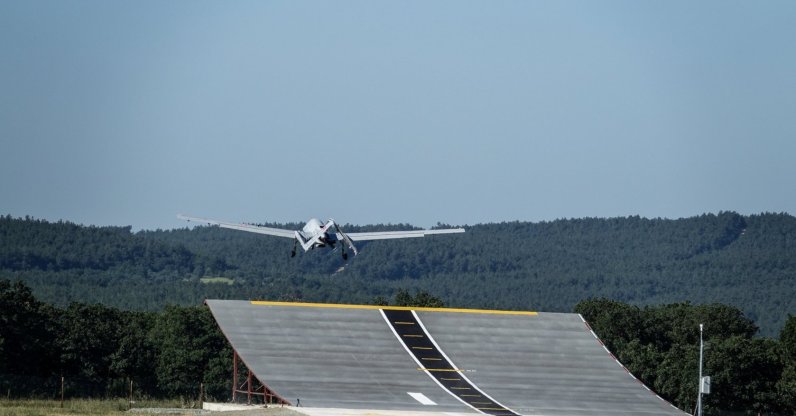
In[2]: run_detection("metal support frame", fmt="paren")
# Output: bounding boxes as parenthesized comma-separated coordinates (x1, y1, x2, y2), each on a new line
(231, 350, 291, 406)
(232, 351, 238, 402)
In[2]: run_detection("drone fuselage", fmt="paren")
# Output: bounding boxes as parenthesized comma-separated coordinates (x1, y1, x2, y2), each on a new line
(298, 218, 338, 250)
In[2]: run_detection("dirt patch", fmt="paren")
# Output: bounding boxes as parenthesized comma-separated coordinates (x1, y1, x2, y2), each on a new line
(207, 408, 302, 416)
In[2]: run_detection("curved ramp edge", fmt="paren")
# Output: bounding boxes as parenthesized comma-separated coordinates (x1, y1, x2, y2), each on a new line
(577, 314, 685, 414)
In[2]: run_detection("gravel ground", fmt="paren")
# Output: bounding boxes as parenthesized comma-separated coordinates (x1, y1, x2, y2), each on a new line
(208, 408, 302, 416)
(129, 406, 303, 416)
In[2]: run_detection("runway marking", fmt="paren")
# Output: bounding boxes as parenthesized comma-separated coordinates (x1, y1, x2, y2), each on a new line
(418, 368, 463, 372)
(394, 321, 416, 325)
(252, 300, 537, 316)
(381, 309, 520, 416)
(407, 392, 437, 406)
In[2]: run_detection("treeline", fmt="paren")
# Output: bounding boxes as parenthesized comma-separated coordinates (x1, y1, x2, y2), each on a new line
(1, 212, 795, 335)
(0, 279, 230, 400)
(577, 298, 796, 415)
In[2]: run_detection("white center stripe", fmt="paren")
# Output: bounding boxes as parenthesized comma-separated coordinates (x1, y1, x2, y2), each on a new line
(408, 392, 437, 405)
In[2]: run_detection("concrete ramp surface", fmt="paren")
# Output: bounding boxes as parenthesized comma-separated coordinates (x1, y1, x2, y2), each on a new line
(206, 300, 686, 416)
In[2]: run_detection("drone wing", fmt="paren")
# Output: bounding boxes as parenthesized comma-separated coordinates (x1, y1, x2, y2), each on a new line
(177, 214, 295, 238)
(344, 228, 465, 241)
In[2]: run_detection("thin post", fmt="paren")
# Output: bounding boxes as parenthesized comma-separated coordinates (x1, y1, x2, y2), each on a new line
(60, 376, 64, 408)
(697, 323, 703, 416)
(200, 382, 204, 407)
(232, 350, 238, 402)
(247, 371, 253, 405)
(129, 379, 133, 410)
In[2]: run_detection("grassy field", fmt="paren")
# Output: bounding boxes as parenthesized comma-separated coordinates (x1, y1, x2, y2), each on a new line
(0, 399, 303, 416)
(199, 277, 234, 285)
(0, 399, 191, 416)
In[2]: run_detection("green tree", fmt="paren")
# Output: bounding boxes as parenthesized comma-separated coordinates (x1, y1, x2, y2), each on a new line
(0, 280, 57, 377)
(110, 311, 158, 395)
(574, 298, 642, 352)
(577, 299, 780, 414)
(55, 303, 125, 395)
(149, 305, 230, 398)
(704, 336, 783, 414)
(779, 315, 796, 412)
(393, 289, 445, 308)
(616, 338, 663, 390)
(370, 295, 389, 306)
(653, 344, 698, 412)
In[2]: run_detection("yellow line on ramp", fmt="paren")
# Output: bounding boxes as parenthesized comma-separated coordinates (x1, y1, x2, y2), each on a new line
(249, 300, 537, 315)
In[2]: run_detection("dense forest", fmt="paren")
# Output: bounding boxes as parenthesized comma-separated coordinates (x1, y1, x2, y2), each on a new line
(576, 298, 796, 415)
(1, 212, 794, 336)
(0, 279, 230, 400)
(2, 280, 795, 415)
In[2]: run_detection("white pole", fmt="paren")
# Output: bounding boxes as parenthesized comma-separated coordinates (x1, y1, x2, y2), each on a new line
(697, 323, 703, 416)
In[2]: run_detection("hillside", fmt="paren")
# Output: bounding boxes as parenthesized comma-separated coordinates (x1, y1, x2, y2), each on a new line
(1, 212, 794, 336)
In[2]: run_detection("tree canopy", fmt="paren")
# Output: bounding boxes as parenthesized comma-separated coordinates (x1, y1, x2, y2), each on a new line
(575, 298, 793, 415)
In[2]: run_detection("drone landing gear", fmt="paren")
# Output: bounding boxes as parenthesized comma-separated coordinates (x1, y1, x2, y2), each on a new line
(291, 239, 297, 258)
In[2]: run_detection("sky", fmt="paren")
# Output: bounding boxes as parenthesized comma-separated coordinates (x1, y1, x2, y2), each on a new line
(1, 1, 795, 230)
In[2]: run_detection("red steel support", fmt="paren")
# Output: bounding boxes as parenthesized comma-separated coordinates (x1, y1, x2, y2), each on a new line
(229, 347, 291, 406)
(232, 350, 238, 402)
(247, 371, 253, 405)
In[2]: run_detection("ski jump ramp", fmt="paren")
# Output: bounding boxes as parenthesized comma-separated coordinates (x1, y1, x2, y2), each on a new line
(206, 300, 686, 416)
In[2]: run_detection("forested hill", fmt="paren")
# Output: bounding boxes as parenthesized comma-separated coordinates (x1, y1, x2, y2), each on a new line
(1, 212, 794, 336)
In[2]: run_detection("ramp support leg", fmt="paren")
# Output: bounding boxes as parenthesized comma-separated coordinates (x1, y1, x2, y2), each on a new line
(247, 371, 253, 405)
(232, 350, 238, 402)
(229, 347, 292, 406)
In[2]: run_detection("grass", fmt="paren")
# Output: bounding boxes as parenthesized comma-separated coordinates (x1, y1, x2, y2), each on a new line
(199, 277, 234, 285)
(0, 398, 191, 416)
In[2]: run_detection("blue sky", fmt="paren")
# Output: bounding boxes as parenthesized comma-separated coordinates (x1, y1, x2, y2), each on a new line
(2, 1, 795, 230)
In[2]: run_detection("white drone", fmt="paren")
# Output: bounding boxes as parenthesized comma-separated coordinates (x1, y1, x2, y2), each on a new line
(177, 214, 465, 260)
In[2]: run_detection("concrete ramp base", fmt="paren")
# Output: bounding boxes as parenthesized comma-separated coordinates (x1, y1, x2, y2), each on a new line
(293, 407, 478, 416)
(203, 402, 267, 411)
